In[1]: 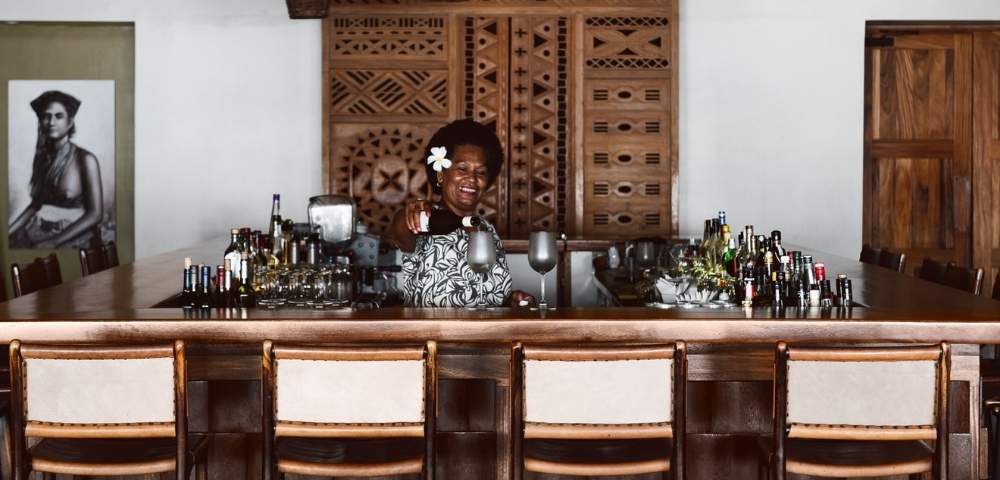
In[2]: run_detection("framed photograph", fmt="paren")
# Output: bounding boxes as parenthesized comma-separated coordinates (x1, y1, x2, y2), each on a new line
(7, 80, 115, 249)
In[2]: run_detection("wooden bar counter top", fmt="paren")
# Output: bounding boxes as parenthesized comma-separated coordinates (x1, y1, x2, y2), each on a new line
(1, 239, 997, 479)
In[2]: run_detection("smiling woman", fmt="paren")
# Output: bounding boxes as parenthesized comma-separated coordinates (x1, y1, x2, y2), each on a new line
(390, 119, 534, 308)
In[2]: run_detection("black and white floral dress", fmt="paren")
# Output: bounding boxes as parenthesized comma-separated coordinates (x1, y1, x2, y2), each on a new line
(401, 220, 512, 307)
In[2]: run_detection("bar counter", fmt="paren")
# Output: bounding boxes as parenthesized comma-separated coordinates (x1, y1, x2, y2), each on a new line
(2, 239, 998, 479)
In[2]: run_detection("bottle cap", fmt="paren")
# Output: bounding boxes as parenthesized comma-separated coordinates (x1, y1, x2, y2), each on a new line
(231, 228, 239, 234)
(771, 230, 781, 240)
(273, 193, 280, 199)
(184, 257, 191, 269)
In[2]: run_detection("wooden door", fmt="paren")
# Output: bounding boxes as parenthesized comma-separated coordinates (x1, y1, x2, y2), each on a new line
(863, 31, 973, 269)
(974, 31, 1000, 294)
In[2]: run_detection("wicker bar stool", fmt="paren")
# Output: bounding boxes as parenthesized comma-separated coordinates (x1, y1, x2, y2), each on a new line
(512, 342, 686, 479)
(769, 343, 949, 480)
(8, 340, 208, 479)
(262, 341, 437, 479)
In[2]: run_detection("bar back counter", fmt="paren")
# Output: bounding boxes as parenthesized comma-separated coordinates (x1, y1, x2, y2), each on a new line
(2, 240, 999, 479)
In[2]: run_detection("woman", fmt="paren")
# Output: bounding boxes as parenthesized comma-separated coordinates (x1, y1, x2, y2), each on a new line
(392, 119, 534, 308)
(9, 90, 105, 249)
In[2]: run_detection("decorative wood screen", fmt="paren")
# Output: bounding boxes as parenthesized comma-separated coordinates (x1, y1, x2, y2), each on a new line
(323, 1, 676, 239)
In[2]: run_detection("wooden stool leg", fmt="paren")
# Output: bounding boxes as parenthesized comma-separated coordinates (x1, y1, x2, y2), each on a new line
(196, 461, 207, 480)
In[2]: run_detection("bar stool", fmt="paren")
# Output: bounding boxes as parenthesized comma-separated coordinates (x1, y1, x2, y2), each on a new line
(915, 258, 948, 285)
(877, 248, 906, 273)
(769, 343, 949, 480)
(261, 341, 437, 479)
(8, 340, 208, 479)
(10, 254, 61, 297)
(79, 241, 118, 276)
(941, 263, 984, 296)
(511, 342, 686, 479)
(859, 245, 881, 265)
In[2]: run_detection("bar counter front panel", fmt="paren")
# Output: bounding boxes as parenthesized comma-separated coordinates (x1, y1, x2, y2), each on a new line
(1, 240, 996, 479)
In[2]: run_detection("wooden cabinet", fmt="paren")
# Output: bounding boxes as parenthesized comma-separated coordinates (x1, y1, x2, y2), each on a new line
(864, 24, 1000, 292)
(321, 1, 677, 240)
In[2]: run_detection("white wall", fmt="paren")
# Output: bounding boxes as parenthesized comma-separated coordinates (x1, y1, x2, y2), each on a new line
(0, 0, 322, 259)
(5, 0, 1000, 260)
(681, 0, 1000, 258)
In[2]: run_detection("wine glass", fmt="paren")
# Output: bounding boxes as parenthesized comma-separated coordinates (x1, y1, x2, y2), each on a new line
(528, 231, 557, 310)
(467, 231, 497, 310)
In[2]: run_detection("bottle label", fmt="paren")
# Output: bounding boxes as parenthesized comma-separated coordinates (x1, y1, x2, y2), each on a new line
(418, 211, 430, 233)
(225, 251, 243, 281)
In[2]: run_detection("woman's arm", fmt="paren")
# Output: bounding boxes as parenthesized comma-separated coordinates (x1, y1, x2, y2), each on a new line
(39, 152, 103, 248)
(8, 201, 40, 236)
(390, 199, 431, 253)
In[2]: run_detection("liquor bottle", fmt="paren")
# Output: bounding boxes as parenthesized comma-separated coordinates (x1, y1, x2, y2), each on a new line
(819, 280, 834, 308)
(718, 210, 727, 228)
(770, 230, 786, 258)
(250, 230, 267, 269)
(842, 279, 854, 306)
(215, 265, 226, 308)
(187, 263, 200, 309)
(263, 245, 280, 269)
(200, 265, 212, 309)
(418, 210, 482, 235)
(223, 259, 235, 308)
(269, 194, 282, 237)
(237, 253, 255, 308)
(181, 257, 194, 309)
(224, 229, 243, 283)
(722, 225, 738, 276)
(803, 255, 817, 289)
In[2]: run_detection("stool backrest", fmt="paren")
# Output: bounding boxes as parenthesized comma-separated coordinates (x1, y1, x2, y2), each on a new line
(877, 248, 906, 273)
(513, 343, 686, 477)
(263, 342, 435, 437)
(776, 343, 948, 441)
(859, 245, 881, 265)
(916, 257, 947, 284)
(11, 254, 62, 298)
(993, 270, 1000, 301)
(262, 342, 436, 478)
(79, 242, 120, 277)
(942, 264, 984, 295)
(9, 341, 184, 440)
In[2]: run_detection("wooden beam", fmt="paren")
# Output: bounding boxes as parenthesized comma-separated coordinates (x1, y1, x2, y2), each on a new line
(286, 0, 330, 19)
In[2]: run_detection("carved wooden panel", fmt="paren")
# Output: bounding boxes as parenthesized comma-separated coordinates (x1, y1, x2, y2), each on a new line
(325, 3, 676, 239)
(581, 15, 671, 237)
(507, 16, 567, 235)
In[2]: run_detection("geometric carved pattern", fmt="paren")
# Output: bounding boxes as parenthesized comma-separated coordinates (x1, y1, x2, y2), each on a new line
(508, 16, 567, 235)
(331, 70, 448, 116)
(331, 125, 437, 235)
(331, 16, 447, 61)
(582, 15, 671, 237)
(585, 16, 669, 70)
(463, 16, 507, 233)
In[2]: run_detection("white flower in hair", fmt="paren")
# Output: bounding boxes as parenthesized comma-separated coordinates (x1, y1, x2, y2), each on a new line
(427, 146, 452, 172)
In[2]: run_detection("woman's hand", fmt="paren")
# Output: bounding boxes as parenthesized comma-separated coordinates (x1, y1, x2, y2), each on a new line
(509, 290, 537, 308)
(404, 198, 433, 235)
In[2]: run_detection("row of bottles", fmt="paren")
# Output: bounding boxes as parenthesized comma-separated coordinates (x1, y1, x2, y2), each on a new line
(699, 211, 853, 309)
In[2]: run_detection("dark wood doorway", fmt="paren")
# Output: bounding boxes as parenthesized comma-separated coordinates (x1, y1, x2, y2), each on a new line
(864, 22, 1000, 293)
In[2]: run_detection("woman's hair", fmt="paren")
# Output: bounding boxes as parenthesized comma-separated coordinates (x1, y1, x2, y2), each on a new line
(31, 90, 81, 138)
(423, 119, 504, 194)
(29, 91, 83, 201)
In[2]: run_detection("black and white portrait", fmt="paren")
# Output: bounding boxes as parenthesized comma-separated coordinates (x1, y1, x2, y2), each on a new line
(7, 80, 115, 249)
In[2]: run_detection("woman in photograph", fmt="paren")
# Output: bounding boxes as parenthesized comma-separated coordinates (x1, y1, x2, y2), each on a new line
(392, 119, 534, 308)
(9, 90, 105, 249)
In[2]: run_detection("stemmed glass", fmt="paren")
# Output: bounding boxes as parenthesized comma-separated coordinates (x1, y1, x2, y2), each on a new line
(467, 231, 497, 310)
(528, 231, 557, 310)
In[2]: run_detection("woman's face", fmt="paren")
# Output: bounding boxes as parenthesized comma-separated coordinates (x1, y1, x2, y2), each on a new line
(39, 101, 73, 141)
(438, 144, 489, 216)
